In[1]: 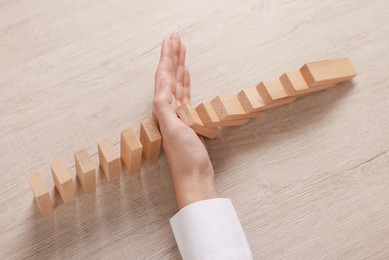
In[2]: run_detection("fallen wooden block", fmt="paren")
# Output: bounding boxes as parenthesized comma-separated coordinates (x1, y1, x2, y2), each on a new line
(210, 95, 262, 121)
(140, 117, 162, 163)
(121, 128, 143, 173)
(98, 138, 120, 181)
(176, 103, 220, 138)
(28, 171, 54, 216)
(74, 149, 96, 192)
(195, 102, 250, 127)
(256, 78, 296, 106)
(51, 159, 75, 203)
(300, 58, 357, 87)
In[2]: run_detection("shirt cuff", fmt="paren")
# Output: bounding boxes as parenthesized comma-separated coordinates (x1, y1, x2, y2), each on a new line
(170, 198, 252, 260)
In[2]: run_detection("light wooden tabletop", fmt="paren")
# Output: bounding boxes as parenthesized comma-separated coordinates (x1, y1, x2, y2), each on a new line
(1, 0, 389, 259)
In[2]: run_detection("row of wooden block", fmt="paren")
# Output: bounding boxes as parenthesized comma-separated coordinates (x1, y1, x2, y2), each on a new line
(176, 58, 357, 138)
(28, 117, 162, 216)
(28, 57, 356, 216)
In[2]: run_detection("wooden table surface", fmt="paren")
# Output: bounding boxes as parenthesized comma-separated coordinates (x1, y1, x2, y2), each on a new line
(1, 0, 389, 259)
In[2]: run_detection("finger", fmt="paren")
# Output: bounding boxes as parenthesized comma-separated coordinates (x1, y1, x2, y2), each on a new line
(170, 33, 181, 74)
(158, 39, 174, 72)
(155, 39, 174, 94)
(153, 79, 180, 129)
(175, 82, 184, 106)
(176, 44, 186, 84)
(182, 66, 191, 104)
(176, 44, 186, 105)
(171, 94, 178, 108)
(155, 78, 172, 104)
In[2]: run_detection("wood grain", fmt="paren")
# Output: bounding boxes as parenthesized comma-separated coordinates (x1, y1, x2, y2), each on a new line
(1, 0, 389, 259)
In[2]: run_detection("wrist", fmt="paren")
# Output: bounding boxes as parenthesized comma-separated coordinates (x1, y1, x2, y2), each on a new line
(172, 170, 217, 210)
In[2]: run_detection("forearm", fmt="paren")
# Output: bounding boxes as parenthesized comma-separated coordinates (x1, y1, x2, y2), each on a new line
(162, 133, 218, 209)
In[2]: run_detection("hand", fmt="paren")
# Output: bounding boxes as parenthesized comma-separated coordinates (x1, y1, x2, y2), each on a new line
(153, 34, 217, 210)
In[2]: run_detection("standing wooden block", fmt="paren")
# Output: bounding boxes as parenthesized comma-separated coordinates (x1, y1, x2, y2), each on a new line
(210, 95, 262, 121)
(300, 58, 357, 87)
(74, 149, 96, 192)
(176, 103, 220, 138)
(256, 79, 296, 106)
(195, 102, 250, 127)
(121, 128, 143, 173)
(28, 171, 54, 216)
(98, 138, 120, 181)
(140, 117, 162, 163)
(51, 159, 75, 203)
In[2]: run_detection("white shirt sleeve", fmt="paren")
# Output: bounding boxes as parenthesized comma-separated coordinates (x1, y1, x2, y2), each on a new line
(170, 198, 252, 260)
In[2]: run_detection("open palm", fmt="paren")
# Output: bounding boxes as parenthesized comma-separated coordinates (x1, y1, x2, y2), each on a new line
(153, 34, 217, 209)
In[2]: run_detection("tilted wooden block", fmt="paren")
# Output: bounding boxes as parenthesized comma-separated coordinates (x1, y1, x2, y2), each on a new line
(74, 149, 96, 192)
(210, 95, 262, 121)
(98, 138, 120, 181)
(140, 117, 162, 163)
(237, 87, 268, 113)
(281, 70, 342, 96)
(28, 171, 54, 216)
(211, 96, 246, 120)
(238, 86, 295, 113)
(195, 102, 250, 127)
(256, 79, 296, 106)
(308, 83, 337, 92)
(280, 71, 312, 96)
(300, 58, 357, 87)
(121, 128, 143, 173)
(195, 102, 221, 127)
(176, 103, 220, 138)
(51, 159, 75, 203)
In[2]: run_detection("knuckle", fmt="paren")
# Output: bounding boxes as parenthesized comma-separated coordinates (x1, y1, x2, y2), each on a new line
(153, 98, 165, 111)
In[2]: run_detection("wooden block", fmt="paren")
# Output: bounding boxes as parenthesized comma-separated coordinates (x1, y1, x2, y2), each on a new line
(211, 95, 246, 120)
(195, 102, 251, 127)
(51, 159, 75, 203)
(176, 103, 220, 139)
(210, 95, 262, 121)
(300, 58, 357, 87)
(280, 71, 311, 96)
(140, 117, 162, 163)
(121, 128, 143, 173)
(195, 102, 221, 127)
(74, 149, 96, 192)
(28, 171, 54, 216)
(98, 138, 120, 181)
(238, 86, 296, 113)
(256, 79, 296, 106)
(237, 87, 267, 113)
(308, 83, 337, 92)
